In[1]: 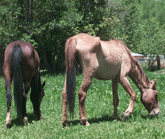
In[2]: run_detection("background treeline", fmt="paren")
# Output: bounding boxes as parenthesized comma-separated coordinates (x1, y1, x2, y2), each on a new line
(0, 0, 165, 73)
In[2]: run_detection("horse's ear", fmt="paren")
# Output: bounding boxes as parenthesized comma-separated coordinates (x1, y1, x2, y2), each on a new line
(151, 79, 157, 89)
(153, 79, 157, 85)
(42, 81, 46, 88)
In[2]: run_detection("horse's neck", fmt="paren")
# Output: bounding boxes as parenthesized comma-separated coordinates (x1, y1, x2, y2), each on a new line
(129, 62, 150, 92)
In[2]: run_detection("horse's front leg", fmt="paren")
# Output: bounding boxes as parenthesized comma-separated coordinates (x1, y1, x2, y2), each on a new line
(120, 77, 136, 121)
(22, 81, 31, 125)
(78, 76, 93, 126)
(112, 78, 119, 119)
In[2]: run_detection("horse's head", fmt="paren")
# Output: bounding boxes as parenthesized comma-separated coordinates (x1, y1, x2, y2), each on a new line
(141, 79, 159, 116)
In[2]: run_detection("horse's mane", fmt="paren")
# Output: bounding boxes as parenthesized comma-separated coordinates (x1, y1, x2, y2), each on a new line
(113, 40, 151, 87)
(112, 40, 135, 62)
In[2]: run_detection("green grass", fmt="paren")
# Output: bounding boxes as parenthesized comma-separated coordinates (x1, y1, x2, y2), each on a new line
(0, 70, 165, 139)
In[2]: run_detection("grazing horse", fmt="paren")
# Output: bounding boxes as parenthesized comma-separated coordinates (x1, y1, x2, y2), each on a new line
(3, 41, 45, 128)
(62, 33, 159, 127)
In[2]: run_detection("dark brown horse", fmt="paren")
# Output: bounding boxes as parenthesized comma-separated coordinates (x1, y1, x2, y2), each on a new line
(62, 33, 159, 128)
(3, 41, 45, 128)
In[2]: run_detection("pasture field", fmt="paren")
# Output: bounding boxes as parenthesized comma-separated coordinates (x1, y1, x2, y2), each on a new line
(0, 69, 165, 139)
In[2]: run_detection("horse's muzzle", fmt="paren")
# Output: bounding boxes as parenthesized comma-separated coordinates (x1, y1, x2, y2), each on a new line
(149, 108, 159, 116)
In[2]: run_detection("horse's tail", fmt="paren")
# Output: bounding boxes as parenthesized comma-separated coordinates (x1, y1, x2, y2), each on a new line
(65, 38, 77, 118)
(11, 45, 23, 118)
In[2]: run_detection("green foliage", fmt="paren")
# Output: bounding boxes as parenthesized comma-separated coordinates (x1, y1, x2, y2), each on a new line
(0, 0, 21, 46)
(98, 15, 121, 40)
(122, 0, 138, 49)
(0, 70, 165, 138)
(0, 0, 165, 72)
(132, 0, 165, 55)
(134, 17, 165, 55)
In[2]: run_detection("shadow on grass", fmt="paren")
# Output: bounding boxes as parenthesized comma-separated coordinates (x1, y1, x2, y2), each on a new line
(9, 113, 41, 128)
(141, 114, 159, 120)
(67, 112, 160, 127)
(68, 114, 118, 126)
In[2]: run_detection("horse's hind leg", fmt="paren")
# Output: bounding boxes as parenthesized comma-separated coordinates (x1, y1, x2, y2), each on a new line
(62, 81, 67, 128)
(4, 67, 12, 128)
(79, 76, 93, 126)
(22, 81, 31, 125)
(112, 78, 119, 119)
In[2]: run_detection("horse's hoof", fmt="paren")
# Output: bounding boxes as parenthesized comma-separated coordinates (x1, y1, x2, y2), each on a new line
(121, 115, 126, 122)
(40, 116, 43, 120)
(62, 116, 68, 128)
(80, 119, 90, 126)
(63, 125, 68, 129)
(121, 113, 129, 122)
(113, 115, 118, 120)
(23, 117, 29, 125)
(6, 119, 12, 128)
(6, 124, 12, 129)
(86, 121, 90, 126)
(63, 123, 68, 129)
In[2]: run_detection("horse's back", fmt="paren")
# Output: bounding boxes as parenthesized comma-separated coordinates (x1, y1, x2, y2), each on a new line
(5, 41, 34, 57)
(71, 33, 100, 52)
(94, 40, 133, 80)
(70, 33, 101, 75)
(4, 41, 39, 79)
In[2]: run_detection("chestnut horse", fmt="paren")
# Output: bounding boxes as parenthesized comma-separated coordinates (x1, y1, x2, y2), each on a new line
(62, 33, 159, 127)
(3, 41, 45, 128)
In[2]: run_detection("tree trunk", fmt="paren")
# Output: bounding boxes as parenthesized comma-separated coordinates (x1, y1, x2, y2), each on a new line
(27, 0, 29, 24)
(31, 0, 33, 22)
(0, 51, 1, 72)
(148, 58, 156, 71)
(42, 53, 53, 72)
(51, 52, 56, 72)
(148, 55, 161, 71)
(156, 55, 161, 70)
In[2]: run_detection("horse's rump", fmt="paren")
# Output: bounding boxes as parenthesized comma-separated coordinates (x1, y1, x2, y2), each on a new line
(11, 45, 24, 118)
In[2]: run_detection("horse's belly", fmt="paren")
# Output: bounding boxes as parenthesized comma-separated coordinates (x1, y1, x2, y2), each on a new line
(94, 62, 120, 80)
(94, 47, 122, 80)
